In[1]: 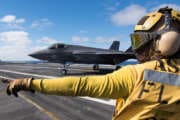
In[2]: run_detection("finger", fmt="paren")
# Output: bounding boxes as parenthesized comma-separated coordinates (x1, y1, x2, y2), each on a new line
(30, 89, 35, 94)
(1, 79, 11, 84)
(12, 88, 18, 97)
(6, 85, 11, 96)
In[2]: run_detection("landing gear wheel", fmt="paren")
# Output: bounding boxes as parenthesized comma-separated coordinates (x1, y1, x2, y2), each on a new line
(61, 69, 67, 75)
(115, 66, 121, 70)
(93, 64, 99, 70)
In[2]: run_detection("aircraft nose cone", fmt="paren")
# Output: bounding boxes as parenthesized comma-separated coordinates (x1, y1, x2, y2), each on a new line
(29, 52, 38, 58)
(29, 52, 40, 58)
(29, 50, 49, 59)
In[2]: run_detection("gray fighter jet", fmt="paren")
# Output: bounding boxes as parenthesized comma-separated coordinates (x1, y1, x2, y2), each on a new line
(29, 41, 135, 74)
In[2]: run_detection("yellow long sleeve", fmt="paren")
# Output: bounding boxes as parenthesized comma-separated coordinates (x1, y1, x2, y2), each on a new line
(30, 65, 136, 99)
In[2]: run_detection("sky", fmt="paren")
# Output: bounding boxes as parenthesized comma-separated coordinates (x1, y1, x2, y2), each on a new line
(0, 0, 179, 61)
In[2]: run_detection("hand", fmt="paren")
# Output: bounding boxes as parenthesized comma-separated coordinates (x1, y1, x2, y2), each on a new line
(1, 78, 34, 97)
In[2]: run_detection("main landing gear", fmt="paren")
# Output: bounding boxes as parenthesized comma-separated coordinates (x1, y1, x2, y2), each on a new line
(93, 64, 99, 70)
(60, 64, 69, 75)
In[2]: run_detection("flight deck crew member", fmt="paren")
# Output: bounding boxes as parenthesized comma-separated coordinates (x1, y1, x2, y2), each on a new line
(2, 7, 180, 120)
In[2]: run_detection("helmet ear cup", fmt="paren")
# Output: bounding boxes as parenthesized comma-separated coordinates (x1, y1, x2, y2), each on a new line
(156, 31, 180, 56)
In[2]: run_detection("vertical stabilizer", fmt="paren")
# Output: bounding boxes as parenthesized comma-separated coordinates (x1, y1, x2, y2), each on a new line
(109, 41, 120, 50)
(125, 46, 133, 52)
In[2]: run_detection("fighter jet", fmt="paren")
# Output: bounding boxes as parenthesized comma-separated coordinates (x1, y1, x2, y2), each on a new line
(29, 41, 135, 74)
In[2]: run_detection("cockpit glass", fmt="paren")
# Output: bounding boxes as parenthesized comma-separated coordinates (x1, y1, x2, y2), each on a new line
(49, 44, 66, 49)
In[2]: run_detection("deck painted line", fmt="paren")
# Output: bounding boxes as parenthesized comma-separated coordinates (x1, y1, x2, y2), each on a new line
(81, 97, 115, 106)
(0, 69, 57, 78)
(0, 76, 61, 120)
(0, 69, 115, 106)
(19, 94, 61, 120)
(5, 65, 97, 71)
(6, 65, 60, 70)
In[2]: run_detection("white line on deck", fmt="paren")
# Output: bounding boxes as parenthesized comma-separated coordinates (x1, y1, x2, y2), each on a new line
(0, 69, 115, 106)
(5, 65, 98, 72)
(0, 69, 57, 78)
(0, 76, 61, 120)
(5, 65, 60, 69)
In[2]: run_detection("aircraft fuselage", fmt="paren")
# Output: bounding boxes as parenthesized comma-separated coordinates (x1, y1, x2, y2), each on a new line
(29, 43, 135, 65)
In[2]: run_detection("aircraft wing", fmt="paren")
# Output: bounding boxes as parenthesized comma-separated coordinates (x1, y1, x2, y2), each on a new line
(73, 51, 134, 55)
(73, 51, 136, 64)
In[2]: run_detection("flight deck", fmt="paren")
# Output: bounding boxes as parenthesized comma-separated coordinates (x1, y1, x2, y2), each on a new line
(0, 62, 115, 120)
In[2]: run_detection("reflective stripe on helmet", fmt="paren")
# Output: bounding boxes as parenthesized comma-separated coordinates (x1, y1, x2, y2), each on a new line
(134, 12, 162, 31)
(134, 9, 180, 32)
(172, 10, 180, 21)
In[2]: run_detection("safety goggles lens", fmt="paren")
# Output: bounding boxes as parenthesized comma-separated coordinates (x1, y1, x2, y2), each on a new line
(130, 34, 143, 50)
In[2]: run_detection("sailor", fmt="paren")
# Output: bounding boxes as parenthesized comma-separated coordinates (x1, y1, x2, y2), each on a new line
(2, 7, 180, 120)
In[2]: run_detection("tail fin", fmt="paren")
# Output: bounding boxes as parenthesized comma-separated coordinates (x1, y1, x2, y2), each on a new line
(125, 46, 133, 52)
(109, 41, 120, 50)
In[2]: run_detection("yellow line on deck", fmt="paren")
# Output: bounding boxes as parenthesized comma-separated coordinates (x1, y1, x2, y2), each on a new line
(19, 94, 61, 120)
(0, 76, 61, 120)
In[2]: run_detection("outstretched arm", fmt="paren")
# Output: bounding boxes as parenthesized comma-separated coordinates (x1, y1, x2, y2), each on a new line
(2, 65, 136, 99)
(31, 65, 136, 99)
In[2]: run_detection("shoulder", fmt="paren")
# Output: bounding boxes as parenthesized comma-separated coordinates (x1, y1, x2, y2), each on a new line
(118, 60, 158, 74)
(133, 60, 158, 74)
(110, 60, 158, 82)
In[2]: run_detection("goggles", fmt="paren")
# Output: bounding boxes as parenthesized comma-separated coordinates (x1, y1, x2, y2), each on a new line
(130, 32, 159, 50)
(130, 28, 180, 51)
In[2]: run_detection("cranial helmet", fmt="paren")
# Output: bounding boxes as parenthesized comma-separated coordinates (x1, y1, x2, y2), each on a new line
(130, 7, 180, 56)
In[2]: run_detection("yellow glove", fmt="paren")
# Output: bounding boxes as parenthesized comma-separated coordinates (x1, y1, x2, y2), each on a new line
(1, 78, 34, 97)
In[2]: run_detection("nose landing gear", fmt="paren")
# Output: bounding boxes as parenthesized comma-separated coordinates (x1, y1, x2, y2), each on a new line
(60, 64, 69, 75)
(93, 64, 99, 70)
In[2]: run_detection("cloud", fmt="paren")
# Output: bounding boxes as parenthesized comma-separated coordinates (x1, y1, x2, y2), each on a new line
(0, 15, 25, 30)
(31, 18, 53, 30)
(79, 30, 88, 34)
(106, 1, 120, 11)
(30, 46, 48, 54)
(152, 4, 180, 11)
(0, 31, 30, 46)
(0, 31, 32, 60)
(0, 31, 55, 61)
(0, 15, 16, 23)
(37, 37, 59, 45)
(95, 36, 119, 43)
(72, 36, 89, 43)
(15, 18, 25, 24)
(95, 36, 105, 43)
(111, 4, 147, 26)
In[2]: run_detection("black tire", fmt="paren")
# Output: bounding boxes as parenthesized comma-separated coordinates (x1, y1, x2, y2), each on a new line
(115, 66, 121, 70)
(93, 64, 99, 70)
(61, 69, 67, 75)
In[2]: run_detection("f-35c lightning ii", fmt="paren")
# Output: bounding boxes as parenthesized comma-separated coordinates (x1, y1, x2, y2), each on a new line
(29, 41, 135, 74)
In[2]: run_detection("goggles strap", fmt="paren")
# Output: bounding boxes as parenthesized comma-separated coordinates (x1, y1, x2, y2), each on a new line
(157, 28, 180, 36)
(143, 32, 160, 43)
(164, 10, 172, 29)
(158, 7, 173, 30)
